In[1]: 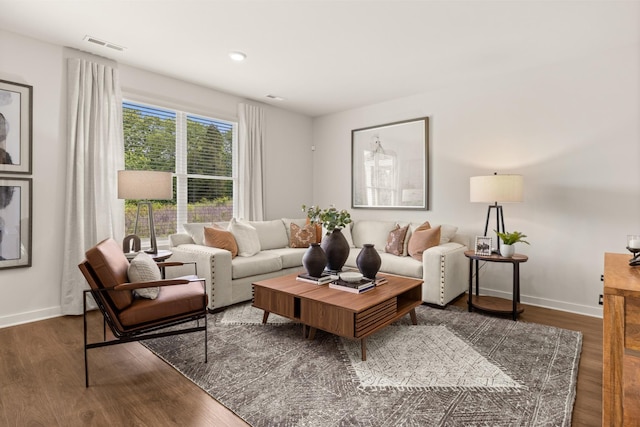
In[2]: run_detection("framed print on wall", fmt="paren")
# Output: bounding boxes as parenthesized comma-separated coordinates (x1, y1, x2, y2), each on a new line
(0, 79, 33, 174)
(0, 177, 32, 269)
(351, 117, 429, 210)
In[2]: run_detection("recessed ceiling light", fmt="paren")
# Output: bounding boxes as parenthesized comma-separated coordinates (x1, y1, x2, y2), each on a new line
(229, 51, 247, 61)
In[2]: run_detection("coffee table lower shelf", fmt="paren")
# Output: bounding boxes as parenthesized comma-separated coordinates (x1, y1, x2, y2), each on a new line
(468, 295, 524, 316)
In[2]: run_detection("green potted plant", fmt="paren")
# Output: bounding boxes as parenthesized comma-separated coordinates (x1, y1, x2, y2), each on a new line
(494, 230, 530, 258)
(302, 204, 352, 233)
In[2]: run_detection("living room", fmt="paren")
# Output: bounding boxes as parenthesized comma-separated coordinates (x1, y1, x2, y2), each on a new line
(0, 1, 638, 425)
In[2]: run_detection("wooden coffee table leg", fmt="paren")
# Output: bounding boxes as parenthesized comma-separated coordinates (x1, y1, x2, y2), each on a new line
(410, 308, 417, 325)
(308, 327, 317, 340)
(361, 338, 367, 361)
(262, 311, 270, 324)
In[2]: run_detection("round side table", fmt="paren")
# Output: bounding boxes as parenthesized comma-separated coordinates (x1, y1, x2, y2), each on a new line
(464, 250, 528, 321)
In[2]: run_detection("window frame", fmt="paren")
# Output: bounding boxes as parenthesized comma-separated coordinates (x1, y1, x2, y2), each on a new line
(122, 98, 238, 244)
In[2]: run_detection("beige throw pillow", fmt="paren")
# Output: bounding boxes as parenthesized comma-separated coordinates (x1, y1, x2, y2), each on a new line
(128, 252, 161, 299)
(408, 222, 441, 261)
(385, 224, 409, 256)
(289, 223, 317, 248)
(204, 225, 238, 258)
(228, 218, 261, 257)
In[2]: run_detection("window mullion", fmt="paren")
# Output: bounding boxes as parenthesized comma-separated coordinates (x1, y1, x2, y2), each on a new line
(176, 111, 188, 231)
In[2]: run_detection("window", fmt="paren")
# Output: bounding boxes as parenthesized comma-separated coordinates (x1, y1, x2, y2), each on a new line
(122, 101, 237, 241)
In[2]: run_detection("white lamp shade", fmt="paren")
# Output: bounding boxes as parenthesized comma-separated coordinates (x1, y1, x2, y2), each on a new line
(470, 174, 523, 203)
(117, 170, 173, 200)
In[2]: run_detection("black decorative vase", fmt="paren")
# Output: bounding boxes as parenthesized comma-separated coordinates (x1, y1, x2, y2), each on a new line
(302, 243, 327, 278)
(356, 243, 382, 279)
(321, 229, 350, 272)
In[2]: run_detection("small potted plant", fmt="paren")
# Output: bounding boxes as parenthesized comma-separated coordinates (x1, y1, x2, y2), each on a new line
(494, 230, 530, 258)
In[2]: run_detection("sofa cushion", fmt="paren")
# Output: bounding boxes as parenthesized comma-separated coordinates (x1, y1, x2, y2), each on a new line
(379, 252, 423, 278)
(289, 223, 317, 248)
(248, 219, 289, 250)
(203, 226, 238, 258)
(269, 247, 306, 268)
(408, 223, 441, 261)
(182, 222, 212, 246)
(385, 224, 409, 256)
(231, 252, 283, 279)
(407, 222, 458, 246)
(352, 220, 397, 250)
(229, 218, 261, 257)
(128, 252, 161, 299)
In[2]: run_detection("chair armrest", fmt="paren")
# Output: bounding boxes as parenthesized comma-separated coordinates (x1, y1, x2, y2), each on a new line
(113, 279, 190, 291)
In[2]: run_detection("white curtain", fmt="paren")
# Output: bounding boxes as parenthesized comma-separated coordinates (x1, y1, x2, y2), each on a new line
(238, 103, 265, 221)
(60, 58, 125, 315)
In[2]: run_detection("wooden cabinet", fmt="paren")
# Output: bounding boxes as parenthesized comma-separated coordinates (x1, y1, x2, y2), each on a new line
(603, 253, 640, 426)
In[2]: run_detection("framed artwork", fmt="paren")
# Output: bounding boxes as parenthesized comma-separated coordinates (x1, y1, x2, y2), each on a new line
(0, 177, 32, 269)
(352, 117, 429, 210)
(0, 79, 33, 174)
(475, 236, 492, 256)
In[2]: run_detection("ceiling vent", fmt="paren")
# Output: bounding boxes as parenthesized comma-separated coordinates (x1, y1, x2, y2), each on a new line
(266, 94, 284, 101)
(84, 35, 125, 51)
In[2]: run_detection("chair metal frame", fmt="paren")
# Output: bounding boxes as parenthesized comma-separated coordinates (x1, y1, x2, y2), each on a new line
(79, 259, 208, 387)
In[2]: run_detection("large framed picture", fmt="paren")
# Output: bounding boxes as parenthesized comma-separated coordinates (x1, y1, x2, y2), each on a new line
(0, 177, 32, 269)
(351, 117, 429, 210)
(0, 79, 33, 174)
(474, 236, 492, 256)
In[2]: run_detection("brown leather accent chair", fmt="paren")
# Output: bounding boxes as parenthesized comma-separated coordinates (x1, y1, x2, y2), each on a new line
(78, 238, 208, 387)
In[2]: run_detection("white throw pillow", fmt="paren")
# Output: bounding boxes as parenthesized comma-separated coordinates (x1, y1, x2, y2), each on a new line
(128, 252, 161, 299)
(228, 218, 261, 257)
(249, 219, 289, 250)
(182, 222, 213, 245)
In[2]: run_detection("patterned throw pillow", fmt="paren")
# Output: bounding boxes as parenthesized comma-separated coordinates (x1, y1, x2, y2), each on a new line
(407, 221, 442, 261)
(128, 252, 161, 299)
(204, 225, 238, 258)
(289, 223, 317, 248)
(385, 224, 409, 256)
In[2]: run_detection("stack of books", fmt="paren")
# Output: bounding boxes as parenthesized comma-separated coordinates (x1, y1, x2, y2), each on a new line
(296, 273, 334, 285)
(329, 278, 375, 294)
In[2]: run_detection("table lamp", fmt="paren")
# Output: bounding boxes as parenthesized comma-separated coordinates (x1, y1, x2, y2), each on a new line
(470, 173, 523, 253)
(117, 170, 173, 254)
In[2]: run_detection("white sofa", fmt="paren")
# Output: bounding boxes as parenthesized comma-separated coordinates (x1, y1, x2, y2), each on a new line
(167, 218, 469, 311)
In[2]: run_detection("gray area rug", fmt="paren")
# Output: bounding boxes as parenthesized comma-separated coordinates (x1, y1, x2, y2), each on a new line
(142, 304, 582, 426)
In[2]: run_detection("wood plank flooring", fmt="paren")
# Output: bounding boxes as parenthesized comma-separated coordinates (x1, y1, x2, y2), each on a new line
(1, 301, 602, 426)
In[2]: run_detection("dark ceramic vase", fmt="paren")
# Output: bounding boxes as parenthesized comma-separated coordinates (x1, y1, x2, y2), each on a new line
(302, 243, 327, 278)
(321, 229, 350, 272)
(356, 243, 382, 279)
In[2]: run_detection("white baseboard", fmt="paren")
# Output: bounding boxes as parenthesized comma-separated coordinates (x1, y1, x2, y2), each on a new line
(0, 306, 63, 329)
(478, 288, 603, 319)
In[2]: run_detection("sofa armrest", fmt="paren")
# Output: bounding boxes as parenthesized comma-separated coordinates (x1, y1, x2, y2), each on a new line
(164, 244, 232, 310)
(421, 242, 469, 306)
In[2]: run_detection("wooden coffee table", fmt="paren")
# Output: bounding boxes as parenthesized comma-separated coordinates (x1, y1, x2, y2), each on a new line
(252, 273, 423, 360)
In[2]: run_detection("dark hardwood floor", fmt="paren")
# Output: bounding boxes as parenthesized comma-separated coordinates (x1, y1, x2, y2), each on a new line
(1, 300, 602, 426)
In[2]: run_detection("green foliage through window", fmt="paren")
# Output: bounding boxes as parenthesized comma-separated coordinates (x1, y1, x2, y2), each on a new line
(123, 101, 236, 239)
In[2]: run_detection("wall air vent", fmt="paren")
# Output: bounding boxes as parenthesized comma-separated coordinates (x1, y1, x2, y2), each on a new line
(84, 35, 126, 51)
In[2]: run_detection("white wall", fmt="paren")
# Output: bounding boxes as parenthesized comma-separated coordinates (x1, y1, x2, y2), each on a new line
(0, 30, 313, 327)
(313, 44, 639, 317)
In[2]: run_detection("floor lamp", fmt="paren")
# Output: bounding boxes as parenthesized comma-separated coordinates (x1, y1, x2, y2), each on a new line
(470, 173, 523, 253)
(118, 170, 173, 254)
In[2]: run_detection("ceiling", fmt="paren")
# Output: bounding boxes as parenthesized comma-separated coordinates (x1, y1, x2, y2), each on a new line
(0, 1, 636, 117)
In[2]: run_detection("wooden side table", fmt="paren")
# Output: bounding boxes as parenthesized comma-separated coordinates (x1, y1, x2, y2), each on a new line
(464, 250, 528, 320)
